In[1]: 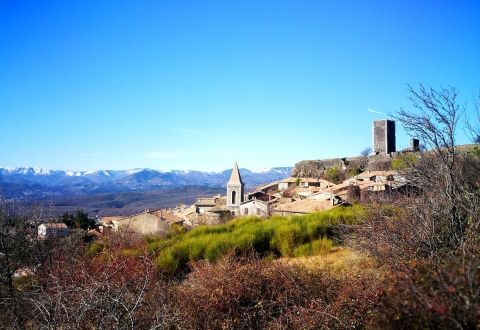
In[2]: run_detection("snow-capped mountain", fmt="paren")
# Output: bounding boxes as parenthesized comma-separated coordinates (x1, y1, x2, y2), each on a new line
(0, 166, 293, 199)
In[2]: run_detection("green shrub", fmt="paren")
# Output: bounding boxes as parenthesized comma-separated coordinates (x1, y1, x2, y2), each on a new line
(293, 237, 334, 257)
(325, 166, 344, 184)
(86, 241, 107, 257)
(148, 205, 363, 273)
(392, 154, 418, 170)
(311, 237, 334, 254)
(119, 248, 141, 257)
(347, 167, 362, 178)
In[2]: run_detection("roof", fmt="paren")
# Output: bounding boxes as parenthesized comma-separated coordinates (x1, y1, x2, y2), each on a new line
(194, 197, 217, 206)
(274, 199, 333, 213)
(228, 162, 244, 185)
(100, 216, 122, 224)
(300, 178, 334, 184)
(151, 209, 184, 223)
(324, 182, 351, 193)
(279, 177, 298, 183)
(215, 196, 227, 205)
(207, 205, 230, 213)
(241, 198, 277, 206)
(354, 170, 397, 179)
(255, 181, 280, 191)
(40, 223, 68, 229)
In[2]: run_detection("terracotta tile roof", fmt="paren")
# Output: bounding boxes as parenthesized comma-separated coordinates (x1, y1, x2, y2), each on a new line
(208, 205, 230, 213)
(354, 170, 397, 179)
(151, 209, 184, 223)
(324, 182, 350, 193)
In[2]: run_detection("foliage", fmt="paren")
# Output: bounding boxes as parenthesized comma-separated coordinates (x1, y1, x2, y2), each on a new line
(375, 254, 480, 329)
(293, 237, 334, 257)
(173, 253, 385, 329)
(360, 147, 372, 157)
(61, 209, 95, 230)
(295, 177, 301, 186)
(85, 240, 108, 257)
(391, 153, 419, 170)
(151, 205, 364, 274)
(324, 166, 344, 184)
(347, 167, 362, 178)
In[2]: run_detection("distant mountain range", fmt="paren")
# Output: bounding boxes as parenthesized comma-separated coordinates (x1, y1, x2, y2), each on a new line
(0, 167, 293, 200)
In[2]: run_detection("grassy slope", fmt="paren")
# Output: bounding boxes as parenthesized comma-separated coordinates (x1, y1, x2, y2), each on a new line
(146, 205, 364, 274)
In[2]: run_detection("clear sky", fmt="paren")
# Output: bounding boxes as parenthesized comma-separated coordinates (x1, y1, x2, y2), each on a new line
(1, 0, 479, 171)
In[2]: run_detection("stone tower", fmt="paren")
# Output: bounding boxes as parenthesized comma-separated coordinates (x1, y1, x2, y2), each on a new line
(373, 120, 396, 154)
(227, 162, 244, 215)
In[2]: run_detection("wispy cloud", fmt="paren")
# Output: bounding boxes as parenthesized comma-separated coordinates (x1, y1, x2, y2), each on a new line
(367, 107, 387, 116)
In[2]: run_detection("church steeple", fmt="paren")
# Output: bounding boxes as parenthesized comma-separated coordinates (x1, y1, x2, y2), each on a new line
(228, 162, 243, 185)
(226, 162, 244, 215)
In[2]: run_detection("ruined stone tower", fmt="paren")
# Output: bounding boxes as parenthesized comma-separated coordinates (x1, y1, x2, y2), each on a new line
(373, 120, 396, 154)
(227, 162, 244, 215)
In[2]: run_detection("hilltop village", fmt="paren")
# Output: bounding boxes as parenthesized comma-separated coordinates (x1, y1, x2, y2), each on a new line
(77, 119, 419, 237)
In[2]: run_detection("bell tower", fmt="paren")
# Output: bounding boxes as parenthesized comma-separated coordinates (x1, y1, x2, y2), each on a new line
(227, 162, 244, 215)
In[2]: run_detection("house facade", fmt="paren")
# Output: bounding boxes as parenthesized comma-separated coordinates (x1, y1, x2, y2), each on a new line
(38, 223, 69, 240)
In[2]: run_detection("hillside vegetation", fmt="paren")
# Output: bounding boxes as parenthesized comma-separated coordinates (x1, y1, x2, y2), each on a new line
(146, 205, 364, 274)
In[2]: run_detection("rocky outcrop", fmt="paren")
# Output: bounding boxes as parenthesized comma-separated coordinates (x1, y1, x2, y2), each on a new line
(291, 159, 343, 178)
(292, 156, 370, 178)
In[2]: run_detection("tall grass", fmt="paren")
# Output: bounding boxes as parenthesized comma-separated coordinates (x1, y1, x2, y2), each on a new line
(150, 205, 363, 273)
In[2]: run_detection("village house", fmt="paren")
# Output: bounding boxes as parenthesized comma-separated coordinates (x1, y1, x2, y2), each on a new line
(38, 223, 69, 240)
(255, 181, 280, 195)
(194, 196, 222, 214)
(111, 209, 183, 236)
(297, 178, 335, 189)
(240, 197, 278, 217)
(278, 177, 297, 191)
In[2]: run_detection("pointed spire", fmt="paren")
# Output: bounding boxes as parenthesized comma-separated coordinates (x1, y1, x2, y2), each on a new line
(228, 162, 243, 185)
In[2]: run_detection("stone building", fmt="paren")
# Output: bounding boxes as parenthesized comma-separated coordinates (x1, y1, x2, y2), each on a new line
(373, 120, 396, 154)
(38, 223, 69, 240)
(240, 199, 272, 217)
(226, 162, 244, 215)
(112, 209, 183, 236)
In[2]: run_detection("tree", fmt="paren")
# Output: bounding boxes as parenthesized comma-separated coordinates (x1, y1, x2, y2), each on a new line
(61, 210, 95, 230)
(325, 166, 344, 184)
(0, 199, 42, 292)
(466, 91, 480, 144)
(392, 84, 479, 256)
(360, 147, 372, 157)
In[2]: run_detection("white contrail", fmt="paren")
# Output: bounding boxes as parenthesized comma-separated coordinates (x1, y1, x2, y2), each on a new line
(367, 108, 387, 116)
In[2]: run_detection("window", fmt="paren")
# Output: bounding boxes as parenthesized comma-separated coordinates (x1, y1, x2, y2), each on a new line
(244, 208, 248, 215)
(232, 190, 236, 204)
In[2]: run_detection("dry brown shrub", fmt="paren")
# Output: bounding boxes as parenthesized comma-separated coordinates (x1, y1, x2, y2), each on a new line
(374, 254, 480, 329)
(173, 253, 385, 329)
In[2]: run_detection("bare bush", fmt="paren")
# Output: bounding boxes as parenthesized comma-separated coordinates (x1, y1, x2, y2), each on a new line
(393, 85, 480, 257)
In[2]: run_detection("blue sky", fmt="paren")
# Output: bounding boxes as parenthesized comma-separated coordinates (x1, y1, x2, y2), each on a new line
(1, 0, 479, 171)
